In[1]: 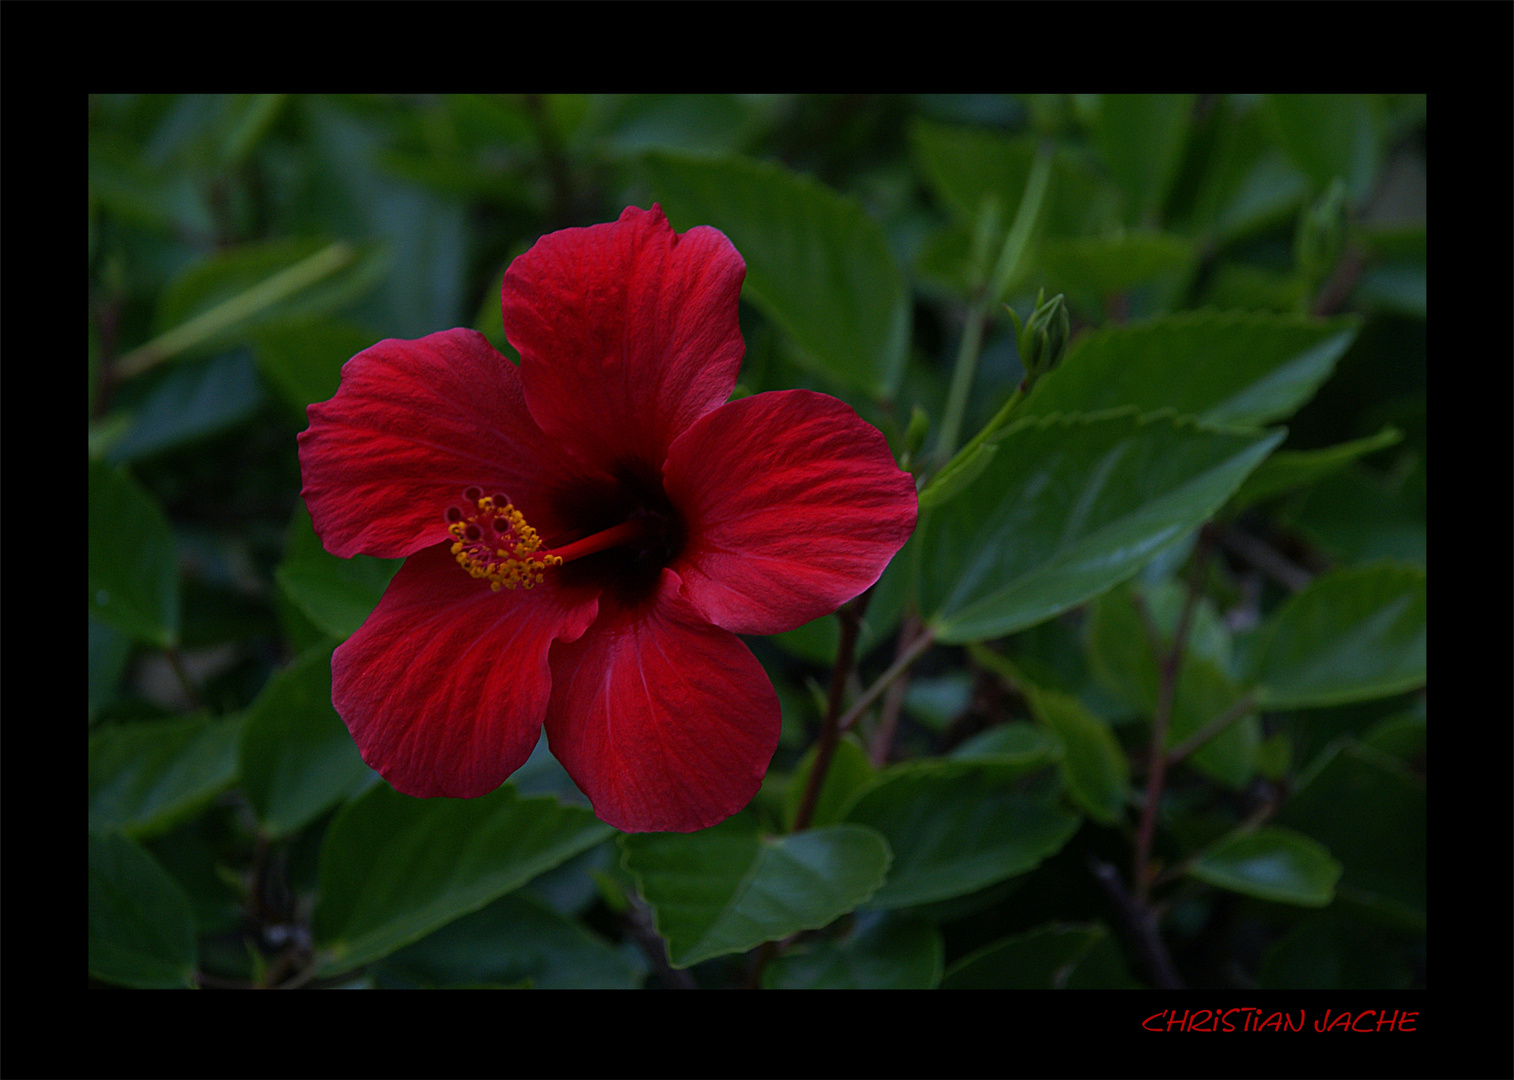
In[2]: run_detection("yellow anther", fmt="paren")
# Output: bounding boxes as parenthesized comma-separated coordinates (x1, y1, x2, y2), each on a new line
(445, 491, 562, 591)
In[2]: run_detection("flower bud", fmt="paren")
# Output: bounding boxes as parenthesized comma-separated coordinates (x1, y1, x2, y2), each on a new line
(900, 404, 930, 469)
(1015, 290, 1070, 388)
(1295, 176, 1348, 286)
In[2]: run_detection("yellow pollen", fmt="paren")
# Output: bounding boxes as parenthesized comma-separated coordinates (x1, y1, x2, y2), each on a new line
(446, 492, 562, 591)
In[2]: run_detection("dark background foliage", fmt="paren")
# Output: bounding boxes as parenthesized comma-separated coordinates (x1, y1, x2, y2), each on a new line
(89, 95, 1427, 1005)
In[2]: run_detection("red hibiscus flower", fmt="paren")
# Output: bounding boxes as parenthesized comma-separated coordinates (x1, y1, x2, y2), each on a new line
(298, 205, 917, 832)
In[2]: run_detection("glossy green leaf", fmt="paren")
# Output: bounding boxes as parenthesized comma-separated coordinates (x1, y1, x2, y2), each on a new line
(621, 817, 890, 968)
(1188, 826, 1342, 906)
(239, 640, 373, 839)
(1019, 311, 1359, 428)
(644, 150, 909, 398)
(377, 892, 644, 989)
(1252, 563, 1426, 708)
(88, 459, 180, 648)
(89, 714, 243, 838)
(275, 503, 400, 640)
(948, 720, 1060, 774)
(314, 784, 613, 976)
(942, 922, 1139, 989)
(763, 913, 942, 989)
(917, 410, 1284, 643)
(89, 830, 197, 988)
(1027, 686, 1129, 824)
(842, 762, 1079, 909)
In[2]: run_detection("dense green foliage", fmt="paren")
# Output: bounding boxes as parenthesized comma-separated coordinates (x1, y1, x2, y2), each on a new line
(89, 94, 1425, 990)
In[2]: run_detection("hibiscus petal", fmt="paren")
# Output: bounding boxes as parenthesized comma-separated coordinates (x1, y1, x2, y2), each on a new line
(504, 205, 746, 479)
(663, 389, 918, 635)
(333, 543, 599, 798)
(544, 571, 780, 833)
(299, 328, 598, 559)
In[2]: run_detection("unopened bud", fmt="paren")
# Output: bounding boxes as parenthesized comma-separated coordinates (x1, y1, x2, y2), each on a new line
(1014, 290, 1070, 388)
(902, 404, 930, 465)
(1296, 176, 1348, 286)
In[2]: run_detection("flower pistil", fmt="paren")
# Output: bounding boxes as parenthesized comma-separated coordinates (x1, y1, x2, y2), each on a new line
(446, 487, 562, 591)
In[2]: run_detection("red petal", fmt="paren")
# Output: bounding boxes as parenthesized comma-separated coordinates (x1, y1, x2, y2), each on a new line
(299, 329, 601, 559)
(333, 543, 599, 798)
(663, 389, 918, 635)
(543, 571, 780, 833)
(503, 205, 746, 478)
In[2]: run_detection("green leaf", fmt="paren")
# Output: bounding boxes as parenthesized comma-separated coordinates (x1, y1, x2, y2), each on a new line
(644, 150, 909, 398)
(763, 913, 942, 989)
(89, 830, 197, 988)
(916, 410, 1284, 643)
(313, 784, 613, 976)
(275, 503, 400, 640)
(841, 762, 1079, 909)
(1019, 311, 1360, 429)
(1277, 740, 1424, 929)
(909, 120, 1115, 239)
(377, 892, 644, 989)
(1026, 686, 1129, 824)
(105, 349, 267, 464)
(621, 817, 891, 968)
(253, 317, 378, 414)
(1260, 913, 1412, 990)
(1226, 426, 1403, 512)
(948, 720, 1061, 775)
(239, 640, 373, 839)
(1188, 826, 1342, 906)
(88, 459, 180, 648)
(1036, 231, 1195, 302)
(1091, 94, 1195, 225)
(1251, 563, 1426, 708)
(1085, 584, 1257, 786)
(149, 237, 387, 363)
(784, 735, 876, 831)
(89, 714, 243, 838)
(1170, 656, 1260, 789)
(942, 922, 1140, 989)
(1266, 94, 1380, 201)
(1180, 96, 1310, 245)
(911, 120, 1039, 226)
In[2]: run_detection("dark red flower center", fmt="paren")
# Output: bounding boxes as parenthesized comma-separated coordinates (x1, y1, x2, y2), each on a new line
(445, 482, 684, 602)
(445, 487, 563, 591)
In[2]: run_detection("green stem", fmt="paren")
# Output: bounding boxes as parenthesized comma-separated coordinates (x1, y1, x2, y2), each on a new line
(933, 301, 989, 462)
(988, 144, 1053, 305)
(930, 145, 1053, 464)
(114, 241, 355, 380)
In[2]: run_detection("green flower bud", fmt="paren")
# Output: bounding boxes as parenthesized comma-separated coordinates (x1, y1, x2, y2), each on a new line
(901, 404, 930, 465)
(1295, 176, 1348, 286)
(1015, 291, 1070, 388)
